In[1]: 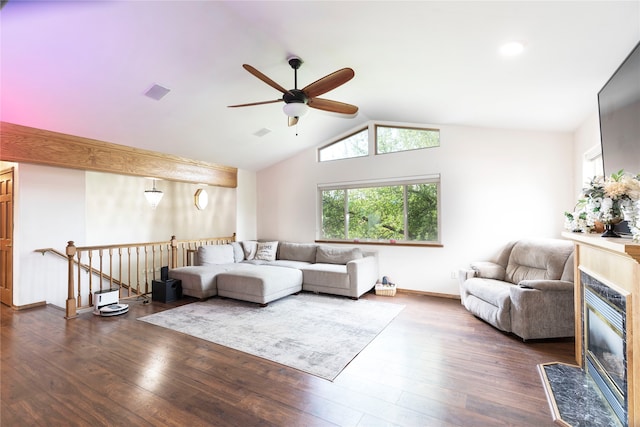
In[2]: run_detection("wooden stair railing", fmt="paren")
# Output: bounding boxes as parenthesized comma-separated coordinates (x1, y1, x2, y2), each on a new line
(38, 234, 235, 319)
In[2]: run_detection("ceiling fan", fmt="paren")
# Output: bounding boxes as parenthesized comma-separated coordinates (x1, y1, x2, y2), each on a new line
(228, 57, 358, 127)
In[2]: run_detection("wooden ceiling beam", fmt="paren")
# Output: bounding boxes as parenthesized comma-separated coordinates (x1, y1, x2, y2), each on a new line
(0, 122, 237, 188)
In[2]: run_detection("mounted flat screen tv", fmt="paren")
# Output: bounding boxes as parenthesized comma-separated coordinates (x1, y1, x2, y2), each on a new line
(598, 40, 640, 177)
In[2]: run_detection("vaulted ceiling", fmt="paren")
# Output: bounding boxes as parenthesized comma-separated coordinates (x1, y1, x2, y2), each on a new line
(1, 1, 639, 171)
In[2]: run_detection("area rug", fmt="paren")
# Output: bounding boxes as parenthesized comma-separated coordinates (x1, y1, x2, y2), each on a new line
(138, 293, 405, 381)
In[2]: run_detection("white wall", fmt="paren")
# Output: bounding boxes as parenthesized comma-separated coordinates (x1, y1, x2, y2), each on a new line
(10, 165, 256, 307)
(256, 122, 576, 296)
(85, 172, 237, 244)
(236, 169, 257, 241)
(15, 164, 86, 307)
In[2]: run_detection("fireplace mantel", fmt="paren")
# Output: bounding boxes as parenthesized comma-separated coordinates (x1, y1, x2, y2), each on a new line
(562, 231, 640, 426)
(563, 231, 640, 264)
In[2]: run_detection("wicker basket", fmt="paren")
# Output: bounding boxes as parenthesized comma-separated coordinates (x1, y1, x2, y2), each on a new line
(375, 283, 397, 296)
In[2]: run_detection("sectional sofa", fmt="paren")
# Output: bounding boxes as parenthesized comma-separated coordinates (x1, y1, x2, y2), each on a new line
(168, 241, 379, 305)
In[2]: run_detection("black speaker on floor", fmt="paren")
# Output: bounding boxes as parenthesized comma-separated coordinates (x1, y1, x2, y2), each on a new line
(152, 279, 182, 303)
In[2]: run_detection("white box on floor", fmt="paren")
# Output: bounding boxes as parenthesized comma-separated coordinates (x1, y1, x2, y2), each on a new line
(94, 288, 119, 310)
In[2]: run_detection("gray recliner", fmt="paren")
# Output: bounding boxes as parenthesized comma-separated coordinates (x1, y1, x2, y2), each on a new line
(459, 238, 575, 340)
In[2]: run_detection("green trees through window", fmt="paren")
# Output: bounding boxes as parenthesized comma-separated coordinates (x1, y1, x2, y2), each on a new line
(318, 128, 368, 162)
(320, 179, 440, 243)
(318, 123, 441, 244)
(376, 125, 440, 154)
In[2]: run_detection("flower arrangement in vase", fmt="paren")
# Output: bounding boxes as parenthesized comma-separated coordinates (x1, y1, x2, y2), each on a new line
(565, 170, 640, 241)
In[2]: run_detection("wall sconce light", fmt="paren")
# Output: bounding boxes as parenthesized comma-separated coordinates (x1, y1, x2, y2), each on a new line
(144, 179, 163, 209)
(194, 188, 209, 210)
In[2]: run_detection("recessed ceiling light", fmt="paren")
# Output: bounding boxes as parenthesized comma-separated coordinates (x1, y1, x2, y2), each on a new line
(499, 41, 525, 56)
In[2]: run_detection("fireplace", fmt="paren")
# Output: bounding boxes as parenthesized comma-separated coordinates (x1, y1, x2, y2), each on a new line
(582, 271, 628, 426)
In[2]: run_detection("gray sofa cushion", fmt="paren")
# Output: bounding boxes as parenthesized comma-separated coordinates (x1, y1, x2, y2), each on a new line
(301, 263, 350, 290)
(168, 264, 256, 298)
(315, 246, 362, 265)
(505, 239, 574, 284)
(463, 278, 513, 308)
(470, 261, 505, 281)
(197, 244, 235, 266)
(265, 259, 312, 269)
(242, 240, 258, 260)
(216, 265, 303, 305)
(230, 241, 245, 263)
(278, 242, 318, 263)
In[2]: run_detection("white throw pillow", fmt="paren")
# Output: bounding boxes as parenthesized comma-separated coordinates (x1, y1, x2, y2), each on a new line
(242, 240, 258, 260)
(254, 241, 278, 261)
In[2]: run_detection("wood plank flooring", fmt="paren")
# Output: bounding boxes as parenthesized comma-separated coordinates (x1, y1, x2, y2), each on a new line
(1, 292, 576, 426)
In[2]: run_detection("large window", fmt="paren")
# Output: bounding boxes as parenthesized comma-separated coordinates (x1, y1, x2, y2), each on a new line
(319, 175, 440, 244)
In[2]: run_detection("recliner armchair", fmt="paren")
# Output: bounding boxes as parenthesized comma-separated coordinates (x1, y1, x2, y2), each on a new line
(459, 238, 575, 340)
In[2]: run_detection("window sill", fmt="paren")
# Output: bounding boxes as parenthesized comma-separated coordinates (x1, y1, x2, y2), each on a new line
(314, 239, 443, 248)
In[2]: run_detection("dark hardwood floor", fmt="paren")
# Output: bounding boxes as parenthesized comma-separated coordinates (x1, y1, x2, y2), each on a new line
(1, 291, 576, 426)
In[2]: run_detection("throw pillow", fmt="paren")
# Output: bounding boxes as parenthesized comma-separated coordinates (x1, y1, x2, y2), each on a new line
(230, 241, 245, 263)
(315, 246, 363, 265)
(242, 240, 258, 260)
(197, 244, 235, 266)
(278, 242, 318, 263)
(255, 241, 278, 261)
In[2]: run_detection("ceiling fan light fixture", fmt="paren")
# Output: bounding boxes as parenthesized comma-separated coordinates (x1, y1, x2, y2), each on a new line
(283, 102, 309, 118)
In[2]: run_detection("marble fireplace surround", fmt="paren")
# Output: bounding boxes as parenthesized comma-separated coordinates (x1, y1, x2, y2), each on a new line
(539, 233, 640, 426)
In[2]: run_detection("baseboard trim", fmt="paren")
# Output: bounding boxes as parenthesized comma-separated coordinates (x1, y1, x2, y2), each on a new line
(396, 288, 460, 300)
(12, 301, 47, 310)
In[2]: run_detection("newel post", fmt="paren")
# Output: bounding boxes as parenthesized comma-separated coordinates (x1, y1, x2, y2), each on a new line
(170, 235, 178, 269)
(65, 241, 77, 319)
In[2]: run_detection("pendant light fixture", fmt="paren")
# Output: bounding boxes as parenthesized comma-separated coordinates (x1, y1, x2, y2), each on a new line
(144, 179, 163, 209)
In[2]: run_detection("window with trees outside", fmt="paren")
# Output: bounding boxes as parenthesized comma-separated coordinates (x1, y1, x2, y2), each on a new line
(318, 124, 439, 162)
(376, 125, 440, 154)
(319, 175, 440, 244)
(318, 128, 368, 162)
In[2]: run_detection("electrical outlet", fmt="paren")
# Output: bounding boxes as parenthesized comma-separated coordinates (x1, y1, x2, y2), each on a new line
(450, 271, 458, 280)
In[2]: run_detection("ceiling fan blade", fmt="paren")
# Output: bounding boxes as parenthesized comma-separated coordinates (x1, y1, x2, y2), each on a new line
(288, 116, 299, 127)
(302, 68, 355, 98)
(243, 64, 289, 94)
(227, 99, 282, 108)
(308, 98, 358, 115)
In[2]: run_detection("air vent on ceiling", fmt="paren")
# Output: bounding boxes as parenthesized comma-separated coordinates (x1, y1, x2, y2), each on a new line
(144, 84, 171, 101)
(253, 128, 272, 137)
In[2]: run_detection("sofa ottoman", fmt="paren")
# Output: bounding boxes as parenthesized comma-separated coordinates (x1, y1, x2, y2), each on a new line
(216, 265, 303, 306)
(168, 264, 256, 299)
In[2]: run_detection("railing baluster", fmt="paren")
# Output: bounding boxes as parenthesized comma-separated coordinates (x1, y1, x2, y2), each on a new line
(53, 235, 235, 318)
(65, 241, 77, 319)
(118, 248, 127, 298)
(135, 247, 141, 295)
(144, 245, 149, 295)
(107, 248, 112, 290)
(88, 251, 93, 306)
(127, 247, 132, 295)
(76, 251, 82, 307)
